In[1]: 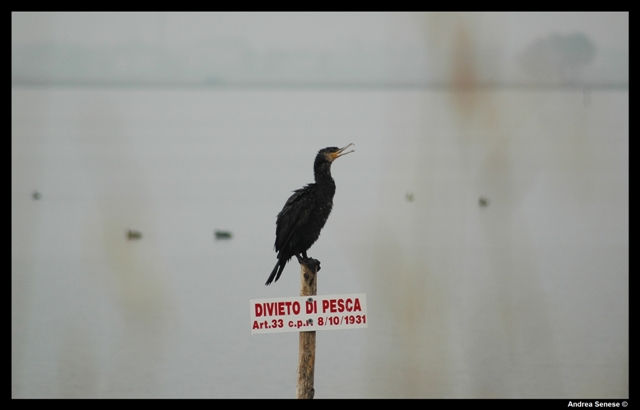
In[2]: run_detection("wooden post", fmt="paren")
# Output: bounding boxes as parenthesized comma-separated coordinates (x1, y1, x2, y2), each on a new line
(296, 261, 318, 399)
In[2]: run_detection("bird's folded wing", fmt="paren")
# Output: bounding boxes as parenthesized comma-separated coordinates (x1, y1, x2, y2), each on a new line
(274, 186, 313, 253)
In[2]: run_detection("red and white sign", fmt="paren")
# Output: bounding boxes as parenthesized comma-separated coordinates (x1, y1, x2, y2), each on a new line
(250, 293, 367, 334)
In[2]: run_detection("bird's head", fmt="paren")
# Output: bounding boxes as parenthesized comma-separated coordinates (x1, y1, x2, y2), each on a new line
(318, 143, 355, 163)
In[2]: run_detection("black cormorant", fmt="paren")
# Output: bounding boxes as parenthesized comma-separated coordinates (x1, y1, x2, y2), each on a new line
(265, 144, 354, 286)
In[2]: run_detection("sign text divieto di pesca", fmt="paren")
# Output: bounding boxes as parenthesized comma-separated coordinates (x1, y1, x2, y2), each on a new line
(250, 293, 367, 334)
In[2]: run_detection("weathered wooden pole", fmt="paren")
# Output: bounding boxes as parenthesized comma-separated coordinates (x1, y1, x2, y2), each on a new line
(296, 261, 318, 399)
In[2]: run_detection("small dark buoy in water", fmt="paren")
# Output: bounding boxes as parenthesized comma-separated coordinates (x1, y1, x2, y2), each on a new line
(126, 229, 142, 240)
(479, 196, 490, 207)
(215, 230, 233, 240)
(32, 191, 41, 200)
(406, 192, 414, 202)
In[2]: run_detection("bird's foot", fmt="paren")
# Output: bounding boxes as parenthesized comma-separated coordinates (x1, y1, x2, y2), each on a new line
(296, 255, 321, 272)
(305, 257, 321, 272)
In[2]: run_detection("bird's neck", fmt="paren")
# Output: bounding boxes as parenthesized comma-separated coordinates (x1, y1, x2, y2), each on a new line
(314, 163, 335, 186)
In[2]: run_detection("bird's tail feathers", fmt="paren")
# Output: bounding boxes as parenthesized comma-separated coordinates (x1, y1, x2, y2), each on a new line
(265, 259, 287, 286)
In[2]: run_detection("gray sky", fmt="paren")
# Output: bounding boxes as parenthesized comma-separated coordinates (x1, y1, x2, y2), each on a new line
(12, 12, 628, 49)
(12, 12, 628, 86)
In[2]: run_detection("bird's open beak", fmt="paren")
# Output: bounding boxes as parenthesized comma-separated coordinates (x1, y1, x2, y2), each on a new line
(331, 143, 355, 160)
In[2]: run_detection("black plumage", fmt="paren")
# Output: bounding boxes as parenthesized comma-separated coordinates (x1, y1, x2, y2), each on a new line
(265, 144, 354, 286)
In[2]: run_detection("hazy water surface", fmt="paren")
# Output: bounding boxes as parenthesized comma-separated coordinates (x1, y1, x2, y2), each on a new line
(12, 86, 628, 398)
